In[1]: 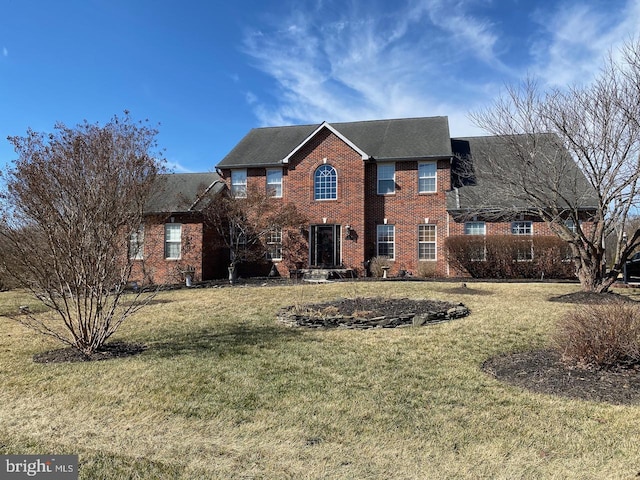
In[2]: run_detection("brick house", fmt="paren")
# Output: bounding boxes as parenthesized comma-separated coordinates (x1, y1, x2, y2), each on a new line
(129, 172, 228, 285)
(216, 116, 596, 279)
(133, 116, 595, 284)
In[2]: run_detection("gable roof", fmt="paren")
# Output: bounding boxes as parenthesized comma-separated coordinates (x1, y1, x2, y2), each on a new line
(217, 116, 453, 168)
(447, 134, 598, 213)
(144, 172, 224, 214)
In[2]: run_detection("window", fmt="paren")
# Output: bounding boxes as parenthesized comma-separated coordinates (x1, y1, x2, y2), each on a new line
(266, 168, 282, 198)
(511, 221, 532, 235)
(511, 221, 533, 261)
(464, 221, 486, 235)
(266, 227, 283, 261)
(128, 225, 144, 260)
(565, 218, 578, 233)
(164, 223, 182, 259)
(464, 222, 486, 261)
(231, 169, 247, 198)
(377, 163, 395, 194)
(418, 162, 437, 193)
(377, 225, 395, 259)
(314, 164, 337, 200)
(418, 225, 436, 260)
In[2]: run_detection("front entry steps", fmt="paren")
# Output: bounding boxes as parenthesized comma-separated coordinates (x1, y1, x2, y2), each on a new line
(296, 268, 357, 282)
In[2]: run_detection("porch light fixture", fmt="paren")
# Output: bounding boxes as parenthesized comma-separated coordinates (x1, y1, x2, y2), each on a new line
(345, 225, 352, 239)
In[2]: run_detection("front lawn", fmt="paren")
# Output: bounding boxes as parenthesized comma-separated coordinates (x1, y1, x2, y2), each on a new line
(1, 281, 639, 479)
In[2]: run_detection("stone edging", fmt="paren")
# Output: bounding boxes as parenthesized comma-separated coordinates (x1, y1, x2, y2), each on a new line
(277, 304, 470, 329)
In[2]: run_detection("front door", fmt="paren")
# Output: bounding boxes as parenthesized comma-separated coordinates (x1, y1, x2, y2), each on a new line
(310, 225, 341, 267)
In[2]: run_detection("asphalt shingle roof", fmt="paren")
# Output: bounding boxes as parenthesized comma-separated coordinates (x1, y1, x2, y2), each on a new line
(447, 134, 598, 212)
(144, 172, 224, 214)
(217, 116, 453, 168)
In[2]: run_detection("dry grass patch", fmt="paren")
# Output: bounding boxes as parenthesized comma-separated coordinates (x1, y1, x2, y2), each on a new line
(1, 282, 640, 478)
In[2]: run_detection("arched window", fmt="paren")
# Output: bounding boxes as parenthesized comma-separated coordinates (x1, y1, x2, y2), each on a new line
(314, 164, 337, 200)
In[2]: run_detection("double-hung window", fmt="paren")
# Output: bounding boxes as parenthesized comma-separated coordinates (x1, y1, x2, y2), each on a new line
(266, 168, 282, 198)
(164, 223, 182, 259)
(377, 225, 395, 259)
(418, 225, 436, 260)
(511, 221, 533, 261)
(266, 227, 283, 261)
(231, 169, 247, 198)
(129, 225, 144, 260)
(511, 221, 532, 235)
(464, 221, 486, 235)
(464, 221, 486, 261)
(377, 163, 395, 195)
(418, 162, 437, 193)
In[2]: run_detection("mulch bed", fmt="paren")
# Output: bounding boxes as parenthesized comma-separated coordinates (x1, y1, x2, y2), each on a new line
(483, 349, 640, 405)
(548, 290, 637, 304)
(33, 341, 147, 364)
(484, 291, 640, 405)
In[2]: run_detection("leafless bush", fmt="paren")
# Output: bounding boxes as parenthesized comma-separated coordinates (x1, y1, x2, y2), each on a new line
(554, 303, 640, 369)
(446, 235, 574, 279)
(369, 256, 391, 278)
(0, 113, 163, 356)
(416, 261, 437, 278)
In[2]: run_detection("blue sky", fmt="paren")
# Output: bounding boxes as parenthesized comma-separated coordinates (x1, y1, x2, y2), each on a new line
(1, 0, 639, 173)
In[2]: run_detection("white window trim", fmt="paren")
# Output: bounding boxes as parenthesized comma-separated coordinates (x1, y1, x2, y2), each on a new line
(418, 161, 437, 193)
(164, 223, 182, 260)
(377, 224, 395, 259)
(266, 227, 283, 261)
(511, 221, 533, 235)
(129, 225, 144, 260)
(418, 224, 437, 261)
(266, 168, 283, 198)
(314, 164, 338, 201)
(377, 163, 396, 195)
(464, 221, 486, 236)
(231, 169, 247, 198)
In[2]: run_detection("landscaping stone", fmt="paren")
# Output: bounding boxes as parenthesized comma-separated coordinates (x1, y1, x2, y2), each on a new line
(278, 297, 470, 329)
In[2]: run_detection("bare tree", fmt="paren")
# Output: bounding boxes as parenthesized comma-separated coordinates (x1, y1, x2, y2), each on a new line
(204, 185, 307, 282)
(466, 40, 640, 292)
(0, 113, 163, 356)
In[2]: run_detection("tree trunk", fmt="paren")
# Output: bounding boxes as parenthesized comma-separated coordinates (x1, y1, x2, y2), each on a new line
(575, 254, 615, 293)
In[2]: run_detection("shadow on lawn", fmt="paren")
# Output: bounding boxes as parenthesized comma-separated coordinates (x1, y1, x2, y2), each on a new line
(145, 324, 309, 358)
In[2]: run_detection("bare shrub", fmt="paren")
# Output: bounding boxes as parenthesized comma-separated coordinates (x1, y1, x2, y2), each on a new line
(417, 261, 437, 278)
(0, 113, 162, 356)
(369, 256, 391, 278)
(554, 303, 640, 369)
(446, 235, 574, 279)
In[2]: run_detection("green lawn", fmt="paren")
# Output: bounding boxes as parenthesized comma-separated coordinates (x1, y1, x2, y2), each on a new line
(1, 281, 639, 479)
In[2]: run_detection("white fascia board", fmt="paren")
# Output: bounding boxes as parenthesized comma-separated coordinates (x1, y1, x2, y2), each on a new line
(281, 121, 370, 163)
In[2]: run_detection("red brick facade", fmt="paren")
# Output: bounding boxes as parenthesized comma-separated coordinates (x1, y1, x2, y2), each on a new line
(129, 213, 227, 285)
(218, 127, 570, 278)
(133, 122, 589, 284)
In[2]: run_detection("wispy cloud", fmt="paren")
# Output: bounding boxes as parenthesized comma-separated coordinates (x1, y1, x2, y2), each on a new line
(241, 0, 640, 136)
(2, 47, 7, 57)
(165, 159, 194, 174)
(529, 0, 640, 86)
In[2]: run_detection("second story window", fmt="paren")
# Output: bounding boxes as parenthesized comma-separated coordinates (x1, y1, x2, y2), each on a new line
(231, 169, 247, 198)
(418, 162, 437, 193)
(266, 168, 282, 198)
(314, 164, 337, 200)
(377, 163, 395, 195)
